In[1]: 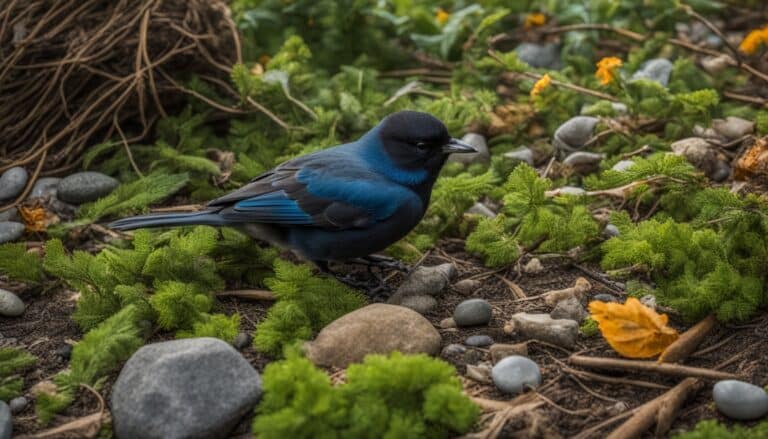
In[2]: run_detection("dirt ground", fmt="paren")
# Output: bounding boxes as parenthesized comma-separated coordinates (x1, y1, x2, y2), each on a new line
(3, 238, 767, 438)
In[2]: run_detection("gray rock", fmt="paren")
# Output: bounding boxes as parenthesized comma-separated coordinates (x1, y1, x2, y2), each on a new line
(671, 138, 721, 179)
(439, 317, 457, 328)
(523, 258, 543, 274)
(55, 344, 72, 360)
(441, 343, 466, 358)
(0, 222, 24, 244)
(713, 380, 768, 420)
(712, 161, 730, 182)
(400, 295, 438, 315)
(388, 263, 455, 304)
(564, 151, 604, 175)
(454, 279, 480, 296)
(0, 401, 10, 439)
(466, 202, 496, 218)
(515, 43, 562, 70)
(453, 299, 493, 327)
(611, 160, 635, 172)
(504, 147, 534, 166)
(712, 116, 754, 141)
(491, 355, 542, 394)
(551, 297, 588, 323)
(232, 332, 251, 351)
(29, 177, 61, 199)
(631, 58, 673, 87)
(701, 55, 730, 75)
(489, 343, 529, 364)
(305, 304, 441, 368)
(0, 209, 18, 222)
(465, 335, 493, 347)
(111, 338, 262, 439)
(0, 289, 25, 317)
(448, 133, 489, 166)
(553, 116, 599, 152)
(593, 293, 618, 303)
(507, 313, 579, 348)
(9, 396, 27, 414)
(0, 167, 28, 201)
(604, 224, 620, 237)
(57, 172, 119, 204)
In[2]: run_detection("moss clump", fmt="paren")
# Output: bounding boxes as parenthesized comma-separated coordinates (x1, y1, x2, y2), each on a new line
(253, 260, 366, 356)
(674, 419, 768, 439)
(0, 243, 44, 283)
(252, 352, 479, 438)
(0, 347, 36, 401)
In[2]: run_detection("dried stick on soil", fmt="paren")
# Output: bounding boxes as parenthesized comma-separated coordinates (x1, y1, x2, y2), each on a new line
(605, 378, 702, 439)
(659, 314, 718, 363)
(216, 289, 276, 301)
(568, 355, 739, 380)
(542, 277, 592, 306)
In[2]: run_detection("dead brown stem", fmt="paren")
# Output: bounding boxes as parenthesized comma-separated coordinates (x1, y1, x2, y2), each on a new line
(569, 355, 739, 380)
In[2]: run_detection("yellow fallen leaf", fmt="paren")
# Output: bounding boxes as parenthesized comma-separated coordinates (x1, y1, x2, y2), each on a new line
(589, 298, 678, 358)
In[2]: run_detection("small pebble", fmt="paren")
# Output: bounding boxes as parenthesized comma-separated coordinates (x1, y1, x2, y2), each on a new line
(0, 289, 25, 317)
(466, 202, 496, 218)
(593, 293, 618, 303)
(515, 42, 562, 69)
(0, 167, 28, 201)
(453, 299, 493, 327)
(604, 224, 620, 237)
(490, 343, 529, 364)
(711, 161, 730, 182)
(57, 171, 119, 204)
(453, 279, 480, 296)
(29, 177, 61, 199)
(400, 295, 437, 315)
(550, 297, 587, 323)
(439, 317, 457, 329)
(640, 294, 657, 310)
(607, 401, 629, 416)
(611, 160, 635, 172)
(0, 401, 10, 439)
(713, 380, 768, 420)
(523, 258, 543, 274)
(712, 116, 754, 141)
(232, 332, 252, 351)
(0, 221, 24, 244)
(465, 335, 493, 347)
(503, 147, 534, 166)
(9, 396, 27, 414)
(491, 355, 542, 394)
(389, 263, 455, 303)
(631, 58, 673, 86)
(55, 344, 73, 360)
(553, 116, 598, 152)
(441, 343, 466, 358)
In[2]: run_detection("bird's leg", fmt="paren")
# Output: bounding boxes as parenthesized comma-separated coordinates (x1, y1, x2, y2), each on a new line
(349, 254, 411, 273)
(314, 260, 392, 300)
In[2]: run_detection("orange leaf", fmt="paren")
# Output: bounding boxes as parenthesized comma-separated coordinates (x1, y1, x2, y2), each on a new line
(589, 298, 678, 358)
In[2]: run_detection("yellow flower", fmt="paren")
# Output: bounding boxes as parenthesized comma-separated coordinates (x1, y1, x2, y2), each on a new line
(524, 13, 546, 29)
(530, 74, 552, 97)
(595, 56, 623, 85)
(436, 8, 450, 25)
(739, 25, 768, 55)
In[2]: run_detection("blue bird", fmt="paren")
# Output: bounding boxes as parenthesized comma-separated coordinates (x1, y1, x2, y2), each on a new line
(109, 111, 476, 290)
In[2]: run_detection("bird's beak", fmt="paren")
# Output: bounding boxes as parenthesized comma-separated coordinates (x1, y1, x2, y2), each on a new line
(442, 138, 478, 154)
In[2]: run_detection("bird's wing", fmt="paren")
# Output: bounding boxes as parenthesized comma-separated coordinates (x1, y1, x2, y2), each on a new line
(207, 152, 420, 229)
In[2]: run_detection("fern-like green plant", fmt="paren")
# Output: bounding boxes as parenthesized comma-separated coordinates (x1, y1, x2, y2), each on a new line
(253, 259, 366, 356)
(0, 347, 36, 401)
(0, 242, 43, 283)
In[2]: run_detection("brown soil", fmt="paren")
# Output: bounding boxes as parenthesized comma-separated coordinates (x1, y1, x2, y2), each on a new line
(2, 240, 767, 438)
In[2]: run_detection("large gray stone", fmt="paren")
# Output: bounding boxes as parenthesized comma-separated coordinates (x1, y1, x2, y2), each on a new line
(0, 289, 25, 317)
(57, 172, 119, 204)
(0, 167, 28, 201)
(0, 401, 10, 439)
(305, 304, 441, 368)
(0, 222, 23, 244)
(504, 147, 534, 166)
(111, 338, 262, 439)
(553, 116, 598, 152)
(713, 380, 768, 420)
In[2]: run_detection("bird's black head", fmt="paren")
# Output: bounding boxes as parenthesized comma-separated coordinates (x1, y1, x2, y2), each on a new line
(376, 111, 476, 175)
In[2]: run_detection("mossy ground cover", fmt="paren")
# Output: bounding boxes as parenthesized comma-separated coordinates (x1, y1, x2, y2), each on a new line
(3, 0, 768, 436)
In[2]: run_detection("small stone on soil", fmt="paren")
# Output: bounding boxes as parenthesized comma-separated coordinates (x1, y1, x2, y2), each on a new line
(0, 167, 28, 201)
(8, 396, 27, 414)
(489, 343, 529, 364)
(388, 263, 455, 304)
(439, 317, 457, 328)
(713, 380, 768, 420)
(57, 171, 119, 204)
(453, 279, 480, 295)
(0, 222, 24, 244)
(453, 298, 493, 327)
(55, 344, 73, 360)
(0, 289, 25, 317)
(550, 297, 587, 323)
(491, 355, 542, 394)
(523, 258, 543, 274)
(506, 313, 579, 349)
(232, 332, 252, 351)
(553, 116, 598, 152)
(465, 335, 493, 347)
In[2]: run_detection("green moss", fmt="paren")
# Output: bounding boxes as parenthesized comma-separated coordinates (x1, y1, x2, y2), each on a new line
(0, 347, 36, 401)
(674, 420, 768, 438)
(579, 318, 599, 337)
(253, 352, 479, 438)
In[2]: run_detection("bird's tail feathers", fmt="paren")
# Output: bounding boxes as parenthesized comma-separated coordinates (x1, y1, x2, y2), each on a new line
(108, 210, 227, 231)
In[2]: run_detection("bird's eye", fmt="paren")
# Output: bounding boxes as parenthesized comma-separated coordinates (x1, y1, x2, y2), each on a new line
(416, 142, 430, 151)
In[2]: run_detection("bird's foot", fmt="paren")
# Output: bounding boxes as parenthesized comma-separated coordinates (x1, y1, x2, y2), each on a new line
(314, 260, 393, 301)
(351, 254, 411, 273)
